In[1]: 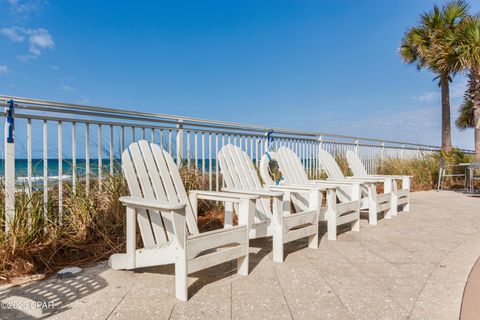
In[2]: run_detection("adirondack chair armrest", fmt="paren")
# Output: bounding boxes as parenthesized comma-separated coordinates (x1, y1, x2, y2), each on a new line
(189, 190, 258, 202)
(369, 174, 413, 179)
(328, 178, 373, 185)
(119, 196, 186, 212)
(346, 176, 394, 183)
(314, 179, 371, 186)
(268, 184, 331, 192)
(221, 188, 283, 198)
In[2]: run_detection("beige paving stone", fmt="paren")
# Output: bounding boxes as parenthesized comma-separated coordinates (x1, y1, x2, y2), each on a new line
(1, 191, 479, 320)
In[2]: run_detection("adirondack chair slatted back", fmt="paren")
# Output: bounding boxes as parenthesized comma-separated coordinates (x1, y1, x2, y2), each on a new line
(346, 150, 368, 176)
(317, 149, 352, 203)
(276, 147, 314, 211)
(218, 144, 271, 222)
(122, 140, 199, 247)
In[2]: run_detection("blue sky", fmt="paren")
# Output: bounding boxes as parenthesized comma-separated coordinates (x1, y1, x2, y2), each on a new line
(1, 0, 479, 149)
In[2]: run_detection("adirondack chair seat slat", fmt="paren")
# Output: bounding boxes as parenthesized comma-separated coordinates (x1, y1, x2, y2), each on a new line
(345, 150, 410, 214)
(260, 147, 361, 241)
(109, 140, 254, 301)
(219, 144, 321, 263)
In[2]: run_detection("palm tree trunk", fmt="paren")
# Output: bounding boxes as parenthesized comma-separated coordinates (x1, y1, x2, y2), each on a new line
(470, 69, 480, 160)
(440, 75, 452, 153)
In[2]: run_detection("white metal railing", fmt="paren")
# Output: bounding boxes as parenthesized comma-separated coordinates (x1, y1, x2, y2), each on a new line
(1, 96, 474, 231)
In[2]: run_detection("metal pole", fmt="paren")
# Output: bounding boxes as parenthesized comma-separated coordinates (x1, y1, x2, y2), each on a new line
(176, 120, 184, 167)
(4, 100, 15, 233)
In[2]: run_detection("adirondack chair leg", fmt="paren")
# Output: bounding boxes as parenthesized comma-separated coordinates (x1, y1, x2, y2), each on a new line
(175, 260, 188, 301)
(224, 201, 234, 228)
(126, 206, 137, 269)
(384, 178, 396, 219)
(367, 184, 378, 225)
(272, 196, 284, 263)
(326, 189, 337, 241)
(307, 189, 321, 249)
(237, 198, 254, 275)
(172, 208, 188, 301)
(402, 177, 411, 213)
(351, 183, 360, 232)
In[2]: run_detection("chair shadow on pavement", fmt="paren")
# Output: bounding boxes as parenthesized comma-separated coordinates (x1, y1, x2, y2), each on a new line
(0, 272, 108, 319)
(133, 222, 341, 300)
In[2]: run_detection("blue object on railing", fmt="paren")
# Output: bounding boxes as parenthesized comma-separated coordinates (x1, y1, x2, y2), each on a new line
(6, 99, 14, 143)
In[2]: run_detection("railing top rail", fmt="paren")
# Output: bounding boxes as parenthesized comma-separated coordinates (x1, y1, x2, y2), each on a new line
(0, 95, 466, 151)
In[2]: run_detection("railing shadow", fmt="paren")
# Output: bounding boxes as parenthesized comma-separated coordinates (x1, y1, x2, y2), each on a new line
(0, 272, 107, 319)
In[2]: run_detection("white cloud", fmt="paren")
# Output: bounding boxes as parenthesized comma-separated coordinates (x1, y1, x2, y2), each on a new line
(412, 78, 467, 104)
(1, 27, 54, 61)
(60, 85, 76, 92)
(0, 27, 25, 42)
(7, 0, 45, 14)
(413, 91, 439, 102)
(0, 65, 9, 75)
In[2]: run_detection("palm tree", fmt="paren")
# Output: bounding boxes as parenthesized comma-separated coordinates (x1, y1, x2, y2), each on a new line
(399, 1, 469, 153)
(455, 98, 474, 130)
(457, 17, 480, 159)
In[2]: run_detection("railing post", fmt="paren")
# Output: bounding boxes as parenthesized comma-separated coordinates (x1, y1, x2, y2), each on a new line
(381, 142, 385, 169)
(4, 99, 15, 233)
(176, 119, 184, 167)
(354, 139, 359, 155)
(401, 144, 405, 160)
(318, 135, 323, 150)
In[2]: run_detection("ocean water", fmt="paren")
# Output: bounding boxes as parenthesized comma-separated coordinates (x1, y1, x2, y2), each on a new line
(0, 158, 220, 182)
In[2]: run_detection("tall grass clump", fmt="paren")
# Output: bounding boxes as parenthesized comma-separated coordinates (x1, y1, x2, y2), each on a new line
(0, 174, 128, 282)
(378, 149, 475, 191)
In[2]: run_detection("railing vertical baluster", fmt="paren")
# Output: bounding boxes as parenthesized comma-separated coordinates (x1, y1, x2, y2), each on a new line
(168, 129, 172, 155)
(250, 136, 253, 161)
(132, 127, 135, 142)
(58, 121, 63, 222)
(176, 120, 184, 167)
(160, 130, 164, 150)
(202, 132, 206, 175)
(27, 119, 32, 196)
(151, 128, 155, 143)
(86, 123, 90, 194)
(142, 127, 145, 140)
(187, 131, 191, 168)
(43, 120, 48, 218)
(255, 136, 259, 167)
(215, 133, 219, 191)
(208, 133, 212, 191)
(110, 125, 114, 175)
(98, 124, 102, 189)
(120, 126, 125, 152)
(72, 122, 76, 194)
(194, 132, 198, 169)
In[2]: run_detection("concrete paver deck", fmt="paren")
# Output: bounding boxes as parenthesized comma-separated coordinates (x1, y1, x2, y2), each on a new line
(1, 190, 479, 320)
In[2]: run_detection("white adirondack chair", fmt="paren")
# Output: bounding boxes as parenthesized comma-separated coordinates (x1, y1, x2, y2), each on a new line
(318, 149, 395, 225)
(259, 147, 361, 241)
(218, 144, 322, 263)
(109, 140, 257, 301)
(345, 150, 410, 213)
